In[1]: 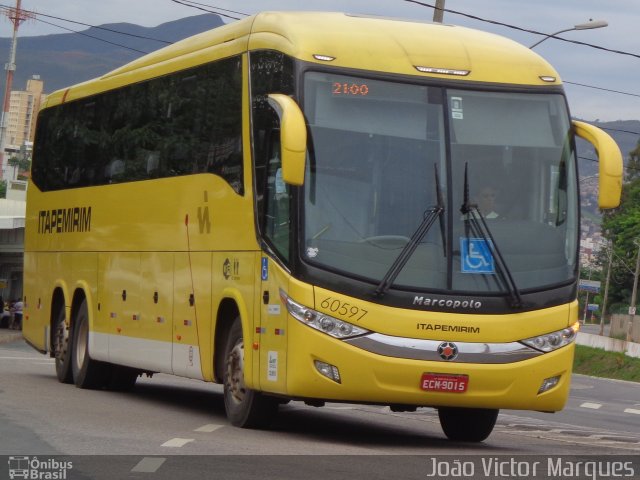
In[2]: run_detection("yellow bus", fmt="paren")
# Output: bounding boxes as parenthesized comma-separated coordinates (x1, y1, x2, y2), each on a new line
(23, 12, 622, 442)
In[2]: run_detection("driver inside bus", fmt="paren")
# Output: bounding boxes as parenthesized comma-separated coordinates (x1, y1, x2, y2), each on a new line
(476, 186, 501, 219)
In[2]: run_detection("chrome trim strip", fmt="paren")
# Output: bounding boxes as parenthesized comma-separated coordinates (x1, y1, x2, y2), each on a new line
(344, 333, 542, 364)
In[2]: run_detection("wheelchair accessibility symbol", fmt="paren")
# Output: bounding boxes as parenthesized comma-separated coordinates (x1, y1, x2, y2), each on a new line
(460, 238, 495, 274)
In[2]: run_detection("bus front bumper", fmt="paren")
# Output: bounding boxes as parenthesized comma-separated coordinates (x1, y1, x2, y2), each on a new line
(282, 321, 573, 412)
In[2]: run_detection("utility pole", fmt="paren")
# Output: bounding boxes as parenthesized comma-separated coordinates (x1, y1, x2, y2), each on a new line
(628, 240, 640, 342)
(582, 269, 591, 324)
(0, 0, 34, 180)
(599, 240, 612, 336)
(433, 0, 445, 23)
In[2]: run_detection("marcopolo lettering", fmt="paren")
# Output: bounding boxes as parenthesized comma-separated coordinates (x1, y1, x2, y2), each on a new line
(38, 207, 92, 234)
(413, 296, 482, 310)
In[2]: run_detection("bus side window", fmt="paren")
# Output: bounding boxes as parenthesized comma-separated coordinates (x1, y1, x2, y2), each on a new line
(264, 132, 290, 261)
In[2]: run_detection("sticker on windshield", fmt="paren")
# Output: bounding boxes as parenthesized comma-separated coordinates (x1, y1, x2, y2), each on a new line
(451, 96, 464, 120)
(460, 238, 495, 274)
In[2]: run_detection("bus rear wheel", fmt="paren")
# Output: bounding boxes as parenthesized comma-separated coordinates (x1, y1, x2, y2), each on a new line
(223, 317, 278, 428)
(438, 407, 498, 442)
(71, 298, 110, 389)
(53, 305, 73, 384)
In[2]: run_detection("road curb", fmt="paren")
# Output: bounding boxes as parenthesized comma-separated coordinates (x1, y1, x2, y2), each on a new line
(0, 331, 23, 344)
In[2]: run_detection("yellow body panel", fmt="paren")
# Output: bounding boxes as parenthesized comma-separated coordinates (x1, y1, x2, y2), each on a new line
(248, 12, 559, 86)
(313, 287, 575, 343)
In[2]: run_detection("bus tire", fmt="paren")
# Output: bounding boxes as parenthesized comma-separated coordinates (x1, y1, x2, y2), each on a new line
(438, 407, 498, 442)
(71, 298, 110, 389)
(223, 317, 278, 428)
(53, 304, 73, 384)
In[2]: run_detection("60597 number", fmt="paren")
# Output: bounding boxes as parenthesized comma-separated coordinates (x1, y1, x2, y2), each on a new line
(320, 297, 368, 321)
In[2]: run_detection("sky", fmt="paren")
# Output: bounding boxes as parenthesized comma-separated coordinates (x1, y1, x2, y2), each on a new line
(0, 0, 638, 122)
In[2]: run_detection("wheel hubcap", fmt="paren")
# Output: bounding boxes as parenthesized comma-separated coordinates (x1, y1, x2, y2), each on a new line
(54, 318, 68, 362)
(226, 341, 245, 405)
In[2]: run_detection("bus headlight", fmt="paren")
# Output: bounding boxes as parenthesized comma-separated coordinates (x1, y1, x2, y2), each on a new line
(280, 290, 369, 339)
(520, 322, 579, 353)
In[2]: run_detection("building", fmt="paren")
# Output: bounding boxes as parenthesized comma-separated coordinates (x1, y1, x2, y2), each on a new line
(0, 75, 39, 305)
(6, 75, 44, 149)
(0, 179, 25, 303)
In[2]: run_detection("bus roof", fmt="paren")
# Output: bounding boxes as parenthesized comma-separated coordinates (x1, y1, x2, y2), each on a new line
(44, 11, 561, 107)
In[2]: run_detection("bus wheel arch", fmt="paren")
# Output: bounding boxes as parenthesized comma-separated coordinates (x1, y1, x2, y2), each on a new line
(51, 287, 73, 384)
(222, 316, 278, 428)
(214, 298, 240, 384)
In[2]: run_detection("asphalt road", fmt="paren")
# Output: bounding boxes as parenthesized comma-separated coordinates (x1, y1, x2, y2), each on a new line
(1, 337, 639, 479)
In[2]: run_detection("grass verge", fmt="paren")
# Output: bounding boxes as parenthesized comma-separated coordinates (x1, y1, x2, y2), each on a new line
(573, 345, 640, 382)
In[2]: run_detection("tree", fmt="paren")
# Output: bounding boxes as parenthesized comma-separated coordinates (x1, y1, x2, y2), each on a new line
(600, 139, 640, 312)
(627, 140, 640, 182)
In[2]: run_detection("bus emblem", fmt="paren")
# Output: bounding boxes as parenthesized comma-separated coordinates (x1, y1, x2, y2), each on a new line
(223, 258, 239, 280)
(437, 342, 459, 361)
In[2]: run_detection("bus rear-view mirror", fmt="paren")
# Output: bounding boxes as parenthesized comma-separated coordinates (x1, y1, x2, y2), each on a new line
(573, 120, 623, 209)
(267, 94, 307, 186)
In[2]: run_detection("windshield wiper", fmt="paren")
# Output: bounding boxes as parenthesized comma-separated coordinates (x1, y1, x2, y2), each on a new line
(460, 163, 523, 308)
(374, 164, 445, 298)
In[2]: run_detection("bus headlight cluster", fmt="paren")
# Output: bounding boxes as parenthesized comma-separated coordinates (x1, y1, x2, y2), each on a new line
(521, 322, 579, 353)
(280, 290, 369, 339)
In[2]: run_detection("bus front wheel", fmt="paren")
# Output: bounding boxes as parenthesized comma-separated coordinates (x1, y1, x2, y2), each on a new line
(223, 317, 278, 428)
(438, 407, 498, 442)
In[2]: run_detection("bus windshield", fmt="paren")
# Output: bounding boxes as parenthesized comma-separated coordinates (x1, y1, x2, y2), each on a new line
(302, 71, 578, 294)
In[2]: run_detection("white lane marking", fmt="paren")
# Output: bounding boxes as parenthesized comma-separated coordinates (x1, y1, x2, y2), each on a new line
(624, 408, 640, 415)
(194, 424, 224, 433)
(161, 438, 194, 447)
(132, 457, 166, 473)
(0, 356, 46, 360)
(580, 402, 602, 409)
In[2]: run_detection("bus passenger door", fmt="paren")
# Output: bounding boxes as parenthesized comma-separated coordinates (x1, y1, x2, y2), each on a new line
(257, 138, 291, 394)
(259, 256, 289, 394)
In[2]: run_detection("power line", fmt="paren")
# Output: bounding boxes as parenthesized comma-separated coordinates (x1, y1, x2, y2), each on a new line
(402, 0, 640, 60)
(168, 0, 243, 21)
(564, 81, 640, 100)
(578, 156, 640, 173)
(175, 1, 249, 17)
(598, 126, 640, 136)
(32, 16, 150, 55)
(0, 4, 172, 44)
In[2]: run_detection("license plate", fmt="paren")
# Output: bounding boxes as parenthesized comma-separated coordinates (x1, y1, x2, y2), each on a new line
(420, 373, 469, 393)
